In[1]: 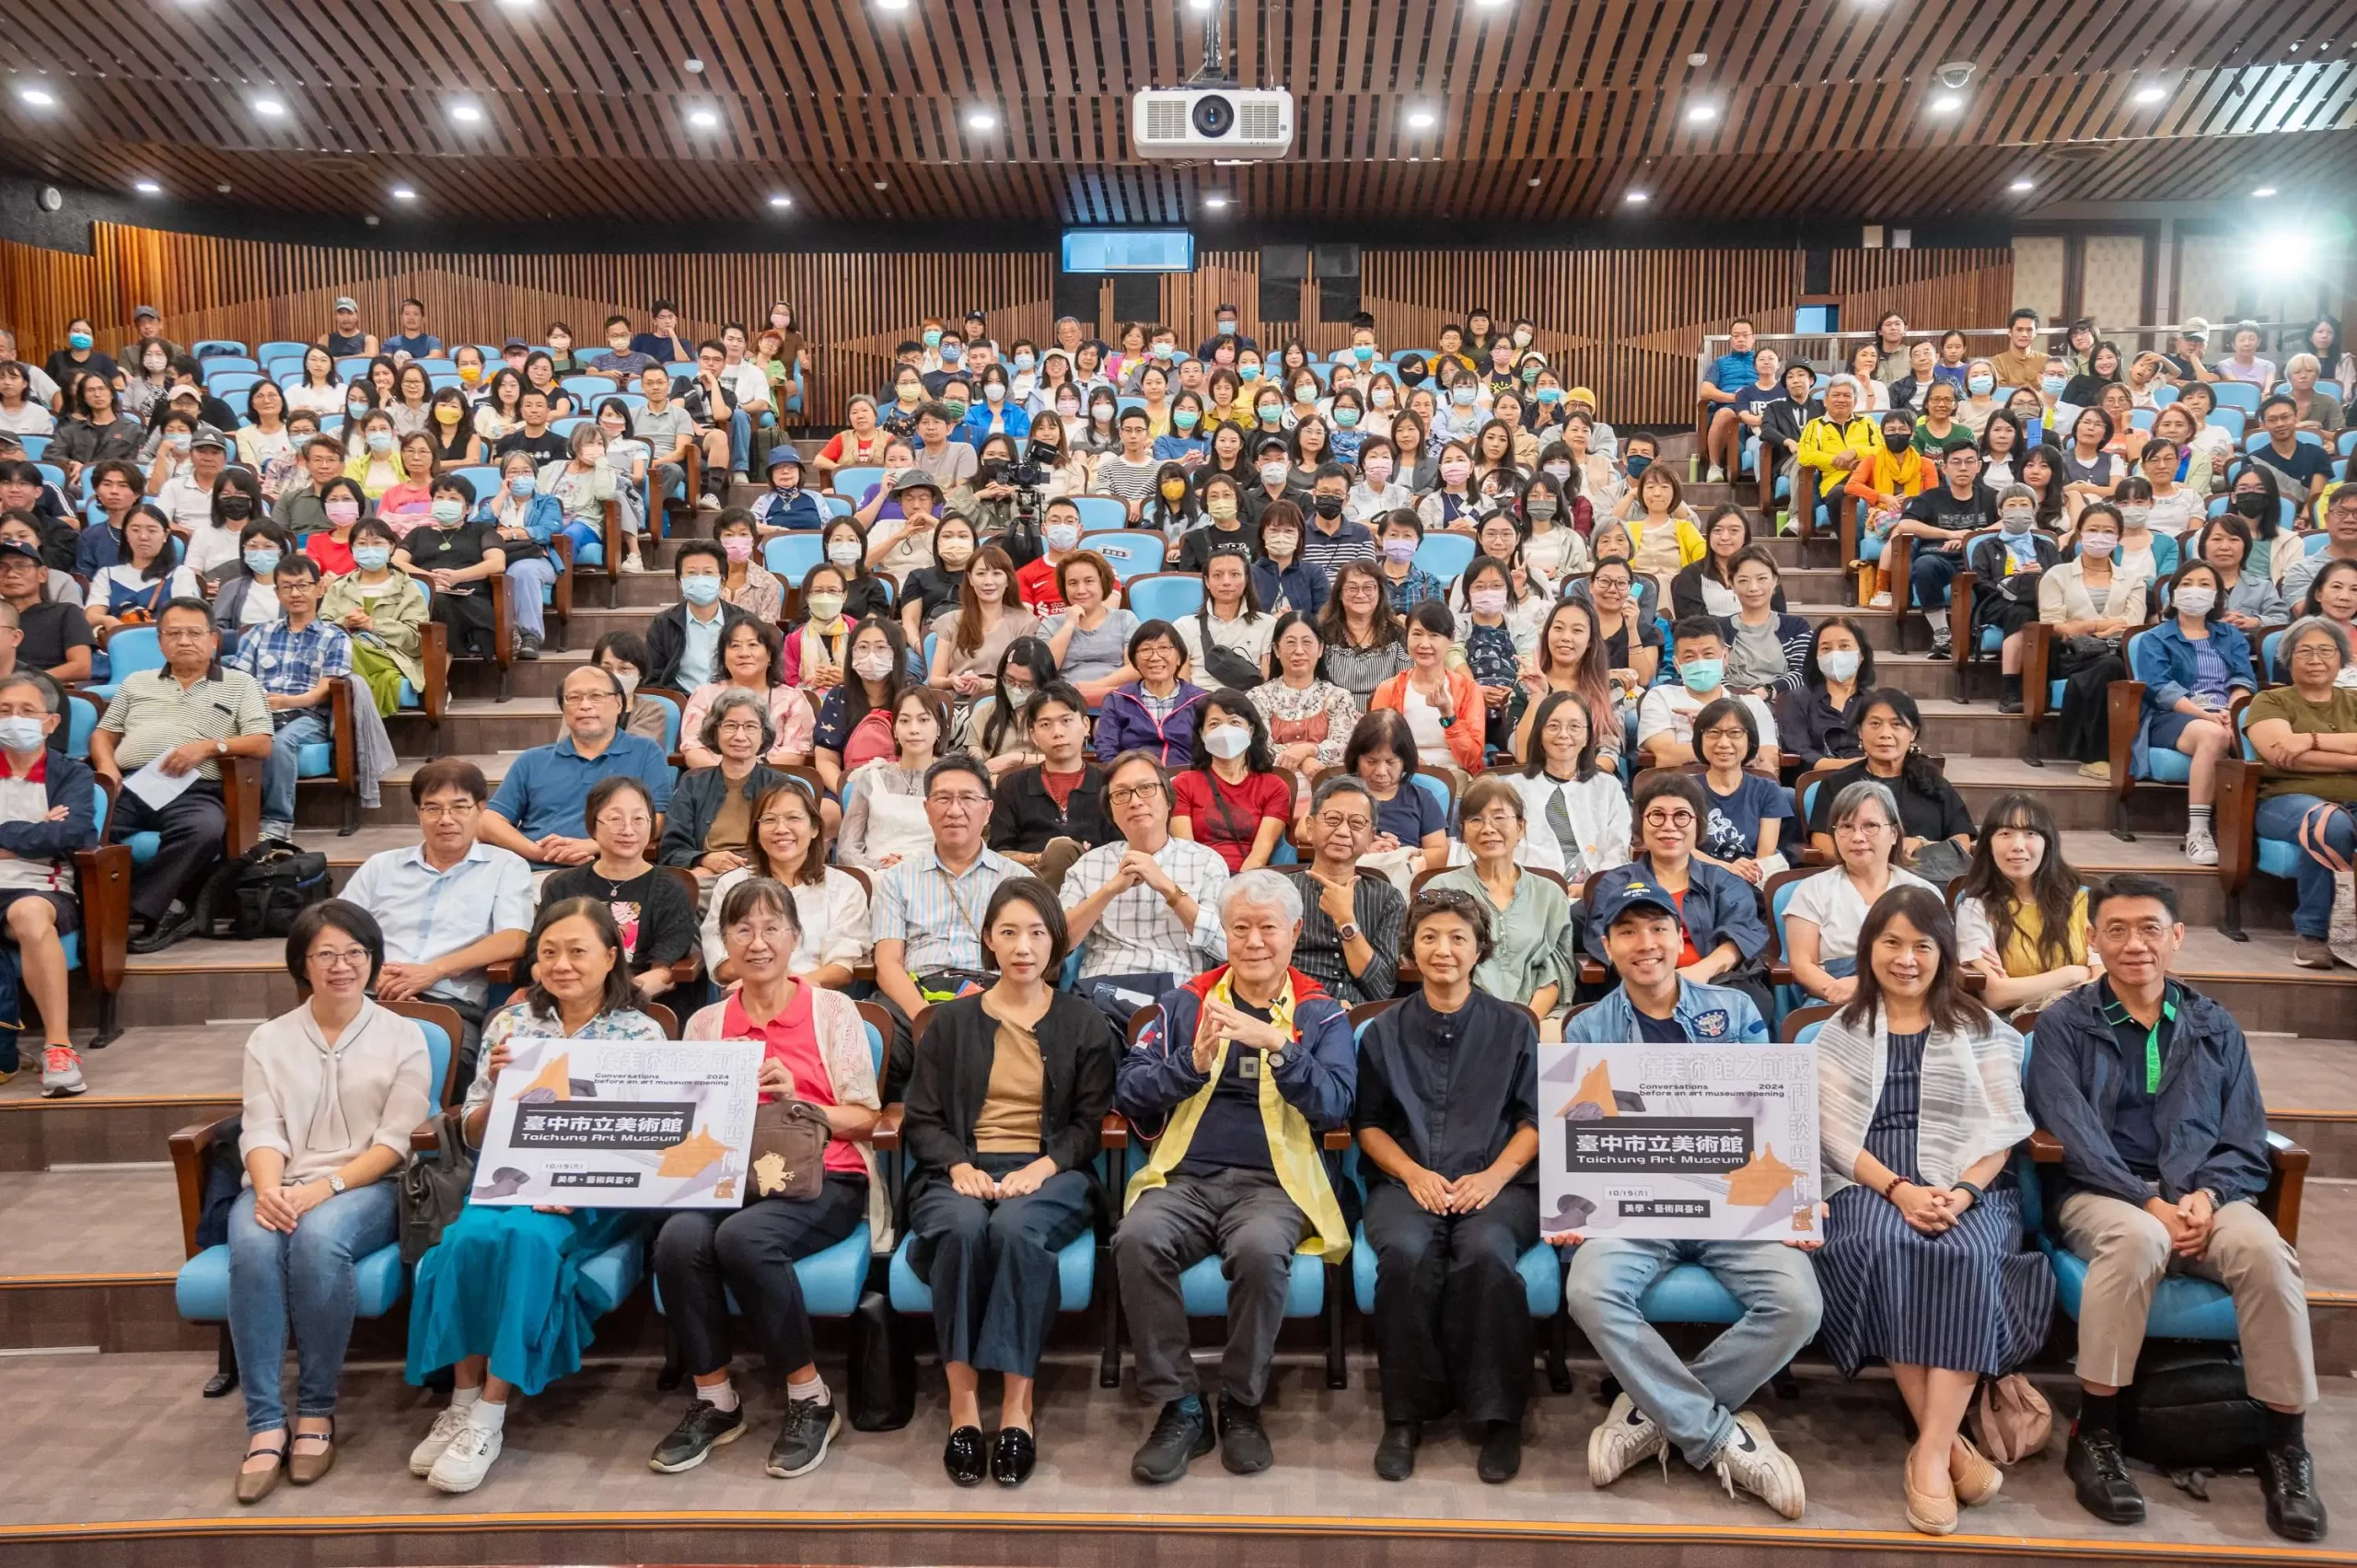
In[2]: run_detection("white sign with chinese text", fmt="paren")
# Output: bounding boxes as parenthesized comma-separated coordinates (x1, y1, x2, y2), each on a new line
(471, 1037, 763, 1209)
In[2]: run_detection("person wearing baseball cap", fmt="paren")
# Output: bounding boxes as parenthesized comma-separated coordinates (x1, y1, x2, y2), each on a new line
(321, 296, 377, 360)
(2164, 316, 2217, 384)
(1563, 385, 1622, 460)
(116, 304, 180, 367)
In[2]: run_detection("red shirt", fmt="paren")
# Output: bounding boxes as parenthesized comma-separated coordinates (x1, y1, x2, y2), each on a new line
(1170, 767, 1294, 873)
(724, 986, 865, 1173)
(1041, 767, 1085, 811)
(1016, 554, 1066, 614)
(1667, 889, 1702, 968)
(305, 533, 355, 576)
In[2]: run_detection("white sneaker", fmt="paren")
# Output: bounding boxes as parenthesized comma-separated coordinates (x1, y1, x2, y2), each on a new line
(620, 554, 649, 574)
(2184, 826, 2219, 866)
(426, 1420, 504, 1493)
(1706, 465, 1726, 483)
(696, 494, 721, 510)
(1868, 590, 1892, 609)
(1713, 1411, 1805, 1519)
(409, 1404, 473, 1476)
(1586, 1392, 1667, 1487)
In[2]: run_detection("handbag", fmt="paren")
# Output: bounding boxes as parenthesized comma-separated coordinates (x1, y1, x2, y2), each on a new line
(1968, 1373, 2053, 1464)
(748, 1098, 832, 1202)
(399, 1105, 477, 1265)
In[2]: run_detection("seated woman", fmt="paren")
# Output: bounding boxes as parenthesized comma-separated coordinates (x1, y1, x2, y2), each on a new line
(2108, 477, 2180, 585)
(969, 638, 1058, 779)
(1354, 888, 1541, 1484)
(343, 411, 402, 503)
(927, 544, 1037, 703)
(2037, 504, 2146, 773)
(2245, 616, 2357, 970)
(840, 688, 949, 872)
(1691, 697, 1793, 887)
(1776, 618, 1874, 771)
(1248, 610, 1362, 786)
(1173, 548, 1276, 686)
(228, 902, 433, 1504)
(1343, 708, 1452, 891)
(701, 783, 869, 987)
(1451, 557, 1527, 757)
(87, 505, 198, 633)
(1508, 691, 1629, 898)
(401, 899, 664, 1494)
(1432, 777, 1575, 1026)
(1785, 780, 1939, 1006)
(1668, 505, 1753, 621)
(649, 877, 882, 1482)
(1805, 689, 1977, 884)
(540, 423, 635, 575)
(1318, 559, 1411, 710)
(541, 777, 697, 1007)
(1510, 598, 1621, 772)
(680, 620, 817, 771)
(900, 512, 976, 649)
(902, 877, 1118, 1486)
(2196, 515, 2287, 632)
(1372, 601, 1486, 773)
(322, 519, 429, 717)
(1039, 552, 1139, 709)
(476, 451, 560, 662)
(1581, 772, 1776, 1024)
(1719, 545, 1811, 697)
(299, 478, 368, 577)
(782, 563, 852, 697)
(2289, 560, 2357, 686)
(394, 477, 505, 664)
(659, 689, 792, 884)
(813, 617, 910, 796)
(2139, 560, 2258, 868)
(377, 434, 441, 532)
(1093, 620, 1206, 769)
(1814, 885, 2049, 1536)
(1845, 412, 1936, 600)
(1952, 792, 2096, 1012)
(1171, 690, 1293, 873)
(821, 517, 896, 621)
(714, 508, 784, 626)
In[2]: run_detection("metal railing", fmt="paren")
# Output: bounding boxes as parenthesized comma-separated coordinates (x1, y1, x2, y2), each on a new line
(1698, 320, 2314, 379)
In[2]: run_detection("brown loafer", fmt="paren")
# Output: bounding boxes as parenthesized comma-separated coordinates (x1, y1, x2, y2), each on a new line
(235, 1445, 285, 1505)
(1950, 1434, 2002, 1506)
(289, 1422, 336, 1486)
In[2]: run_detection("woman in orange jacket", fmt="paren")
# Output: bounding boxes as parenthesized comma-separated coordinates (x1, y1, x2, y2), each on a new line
(1371, 600, 1489, 772)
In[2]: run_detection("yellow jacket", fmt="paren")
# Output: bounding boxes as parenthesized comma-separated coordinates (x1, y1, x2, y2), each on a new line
(1797, 414, 1884, 475)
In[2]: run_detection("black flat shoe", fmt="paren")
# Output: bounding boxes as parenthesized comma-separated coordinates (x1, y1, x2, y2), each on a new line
(2262, 1443, 2328, 1541)
(1373, 1422, 1418, 1481)
(943, 1424, 987, 1486)
(1477, 1422, 1523, 1484)
(129, 911, 197, 955)
(992, 1426, 1036, 1486)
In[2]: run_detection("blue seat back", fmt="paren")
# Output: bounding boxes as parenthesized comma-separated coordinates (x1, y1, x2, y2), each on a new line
(192, 341, 250, 361)
(2211, 381, 2261, 413)
(448, 464, 502, 503)
(1125, 573, 1206, 622)
(104, 626, 164, 685)
(17, 434, 48, 460)
(1410, 771, 1451, 828)
(831, 466, 883, 499)
(1082, 530, 1165, 583)
(562, 375, 614, 405)
(1069, 497, 1130, 533)
(64, 692, 96, 760)
(645, 692, 682, 754)
(764, 533, 826, 583)
(415, 1017, 455, 1113)
(1413, 532, 1477, 584)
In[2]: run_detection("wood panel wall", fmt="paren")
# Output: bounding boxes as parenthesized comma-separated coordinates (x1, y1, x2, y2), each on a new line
(0, 225, 2014, 427)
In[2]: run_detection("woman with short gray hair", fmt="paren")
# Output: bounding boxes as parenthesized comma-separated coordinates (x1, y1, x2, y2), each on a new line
(1784, 781, 1939, 1007)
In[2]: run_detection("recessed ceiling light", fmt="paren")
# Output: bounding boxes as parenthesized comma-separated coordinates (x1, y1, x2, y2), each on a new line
(1203, 194, 1228, 209)
(1929, 93, 1963, 113)
(1527, 174, 1543, 186)
(1188, 0, 1213, 10)
(390, 185, 416, 200)
(1476, 0, 1509, 7)
(2133, 85, 2165, 104)
(874, 179, 889, 189)
(495, 0, 535, 8)
(683, 58, 704, 74)
(1407, 106, 1436, 129)
(1686, 103, 1717, 124)
(449, 100, 483, 124)
(966, 108, 996, 130)
(1625, 190, 1649, 204)
(252, 96, 285, 117)
(688, 108, 720, 129)
(2009, 177, 2037, 192)
(16, 87, 54, 109)
(2254, 185, 2280, 197)
(876, 0, 909, 10)
(134, 180, 161, 195)
(768, 192, 793, 208)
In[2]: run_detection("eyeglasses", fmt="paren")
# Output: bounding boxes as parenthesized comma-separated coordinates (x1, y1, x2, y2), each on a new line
(928, 792, 991, 809)
(595, 811, 650, 831)
(1314, 813, 1374, 833)
(308, 946, 371, 971)
(1642, 809, 1697, 828)
(1106, 784, 1165, 806)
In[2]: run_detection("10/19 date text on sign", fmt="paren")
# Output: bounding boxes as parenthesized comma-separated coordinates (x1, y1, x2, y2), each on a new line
(471, 1038, 764, 1209)
(1537, 1040, 1820, 1242)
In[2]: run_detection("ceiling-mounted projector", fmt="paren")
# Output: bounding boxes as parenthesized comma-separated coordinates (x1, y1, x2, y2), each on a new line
(1132, 87, 1294, 161)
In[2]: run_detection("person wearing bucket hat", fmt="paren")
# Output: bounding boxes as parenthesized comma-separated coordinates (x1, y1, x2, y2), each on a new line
(749, 444, 824, 534)
(1564, 385, 1620, 461)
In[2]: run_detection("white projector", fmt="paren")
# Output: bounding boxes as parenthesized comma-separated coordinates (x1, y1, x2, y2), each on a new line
(1131, 87, 1294, 161)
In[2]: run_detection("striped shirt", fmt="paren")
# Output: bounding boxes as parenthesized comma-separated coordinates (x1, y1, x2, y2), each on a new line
(1279, 865, 1405, 1008)
(1062, 835, 1229, 981)
(98, 667, 272, 780)
(1300, 517, 1378, 583)
(871, 845, 1021, 975)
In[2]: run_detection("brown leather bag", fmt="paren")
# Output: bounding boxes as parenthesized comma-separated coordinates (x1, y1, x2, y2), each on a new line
(748, 1099, 831, 1201)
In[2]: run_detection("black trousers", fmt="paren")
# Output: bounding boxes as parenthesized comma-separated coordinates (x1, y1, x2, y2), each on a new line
(2055, 649, 2127, 764)
(1363, 1179, 1540, 1425)
(909, 1152, 1095, 1376)
(654, 1172, 867, 1377)
(110, 778, 225, 923)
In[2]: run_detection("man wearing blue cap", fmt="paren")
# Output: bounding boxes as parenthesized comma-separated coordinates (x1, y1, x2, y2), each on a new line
(1556, 880, 1819, 1522)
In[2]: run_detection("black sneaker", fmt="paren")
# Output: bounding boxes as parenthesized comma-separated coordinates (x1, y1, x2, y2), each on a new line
(1373, 1422, 1418, 1481)
(764, 1396, 840, 1479)
(1477, 1421, 1523, 1484)
(647, 1399, 745, 1473)
(1218, 1393, 1273, 1475)
(516, 631, 542, 661)
(1131, 1399, 1213, 1485)
(2261, 1443, 2328, 1541)
(2065, 1428, 2144, 1525)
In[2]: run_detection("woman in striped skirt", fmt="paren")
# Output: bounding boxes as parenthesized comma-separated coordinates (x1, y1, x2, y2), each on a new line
(1813, 884, 2054, 1537)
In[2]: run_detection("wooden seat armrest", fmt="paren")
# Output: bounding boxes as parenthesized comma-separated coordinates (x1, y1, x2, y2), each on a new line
(1320, 1128, 1353, 1152)
(74, 842, 134, 994)
(869, 1103, 905, 1152)
(2215, 757, 2262, 900)
(2020, 621, 2054, 726)
(486, 959, 516, 984)
(1576, 956, 1606, 986)
(2266, 1131, 2309, 1246)
(2027, 1128, 2065, 1162)
(223, 753, 262, 856)
(2105, 679, 2148, 805)
(168, 1114, 240, 1260)
(411, 1118, 446, 1154)
(1099, 1113, 1130, 1148)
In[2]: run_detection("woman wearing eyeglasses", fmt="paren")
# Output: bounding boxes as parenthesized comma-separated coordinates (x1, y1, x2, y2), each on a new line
(1580, 772, 1776, 1025)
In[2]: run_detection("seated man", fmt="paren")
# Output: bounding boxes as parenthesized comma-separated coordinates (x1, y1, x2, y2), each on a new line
(88, 597, 273, 951)
(1062, 749, 1231, 1029)
(1114, 870, 1355, 1484)
(0, 539, 91, 689)
(1279, 774, 1405, 1008)
(648, 540, 756, 692)
(478, 665, 674, 868)
(1636, 618, 1780, 771)
(985, 679, 1113, 887)
(0, 673, 98, 1097)
(1584, 772, 1775, 1022)
(224, 555, 350, 847)
(342, 758, 533, 1073)
(2026, 875, 2325, 1540)
(1561, 881, 1811, 1518)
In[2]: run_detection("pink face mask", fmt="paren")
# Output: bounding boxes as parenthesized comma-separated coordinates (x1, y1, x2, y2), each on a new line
(324, 499, 360, 526)
(1441, 460, 1471, 485)
(722, 536, 754, 563)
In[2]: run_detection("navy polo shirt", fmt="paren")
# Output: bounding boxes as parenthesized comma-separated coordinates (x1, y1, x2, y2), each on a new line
(487, 731, 676, 841)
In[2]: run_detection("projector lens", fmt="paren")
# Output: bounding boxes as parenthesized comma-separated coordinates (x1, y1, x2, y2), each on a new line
(1192, 94, 1235, 137)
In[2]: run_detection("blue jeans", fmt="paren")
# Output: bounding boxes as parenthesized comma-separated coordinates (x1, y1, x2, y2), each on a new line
(1910, 544, 1964, 612)
(262, 708, 331, 830)
(1564, 1237, 1824, 1468)
(728, 409, 753, 473)
(505, 555, 556, 638)
(2255, 793, 2355, 938)
(226, 1181, 400, 1434)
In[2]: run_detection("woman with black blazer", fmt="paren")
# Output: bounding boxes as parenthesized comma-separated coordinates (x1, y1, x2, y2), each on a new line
(900, 877, 1118, 1489)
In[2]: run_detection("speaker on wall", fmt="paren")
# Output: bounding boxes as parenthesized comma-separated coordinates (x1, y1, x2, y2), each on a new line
(1112, 274, 1160, 323)
(1260, 244, 1307, 325)
(1053, 272, 1103, 335)
(1314, 243, 1361, 320)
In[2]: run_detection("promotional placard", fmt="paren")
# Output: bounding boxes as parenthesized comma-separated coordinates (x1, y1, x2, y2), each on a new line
(1537, 1040, 1820, 1242)
(470, 1037, 764, 1209)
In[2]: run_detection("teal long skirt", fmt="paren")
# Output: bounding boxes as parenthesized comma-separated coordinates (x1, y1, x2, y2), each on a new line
(404, 1203, 648, 1397)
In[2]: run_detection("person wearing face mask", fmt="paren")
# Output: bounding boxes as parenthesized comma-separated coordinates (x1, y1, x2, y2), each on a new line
(1171, 691, 1294, 875)
(1635, 618, 1782, 772)
(1845, 413, 1935, 603)
(1072, 393, 1121, 459)
(1345, 438, 1413, 525)
(322, 518, 429, 717)
(1251, 499, 1327, 621)
(646, 540, 758, 693)
(174, 459, 260, 582)
(2137, 560, 2258, 867)
(708, 509, 784, 626)
(87, 504, 200, 635)
(1014, 498, 1086, 613)
(1239, 435, 1303, 530)
(389, 477, 511, 664)
(1964, 485, 2062, 714)
(1175, 474, 1258, 574)
(2038, 503, 2147, 776)
(1434, 371, 1487, 442)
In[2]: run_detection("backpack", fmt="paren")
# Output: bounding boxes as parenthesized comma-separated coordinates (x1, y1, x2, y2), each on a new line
(199, 842, 331, 940)
(2118, 1342, 2269, 1480)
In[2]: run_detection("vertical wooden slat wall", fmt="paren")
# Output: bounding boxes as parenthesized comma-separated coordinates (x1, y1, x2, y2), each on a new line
(0, 226, 2014, 425)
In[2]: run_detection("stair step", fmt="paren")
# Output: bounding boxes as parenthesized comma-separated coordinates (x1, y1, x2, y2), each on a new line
(0, 1027, 249, 1172)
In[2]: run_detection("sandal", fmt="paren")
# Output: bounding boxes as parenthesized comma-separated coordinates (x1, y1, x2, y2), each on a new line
(236, 1442, 286, 1505)
(289, 1418, 337, 1486)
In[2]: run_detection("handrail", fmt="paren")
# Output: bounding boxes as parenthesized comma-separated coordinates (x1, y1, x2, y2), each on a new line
(1700, 319, 2314, 377)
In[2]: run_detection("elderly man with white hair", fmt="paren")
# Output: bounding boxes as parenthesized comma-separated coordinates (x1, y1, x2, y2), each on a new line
(1113, 866, 1357, 1486)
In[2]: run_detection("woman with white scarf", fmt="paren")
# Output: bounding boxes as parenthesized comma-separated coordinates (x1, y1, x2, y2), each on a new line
(1811, 884, 2052, 1537)
(226, 900, 434, 1504)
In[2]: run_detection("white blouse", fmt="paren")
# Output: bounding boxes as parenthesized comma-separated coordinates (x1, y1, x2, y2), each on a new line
(1784, 865, 1938, 964)
(700, 865, 873, 979)
(238, 1001, 433, 1186)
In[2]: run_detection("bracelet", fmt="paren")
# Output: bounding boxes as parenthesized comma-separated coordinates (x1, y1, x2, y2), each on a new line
(1883, 1175, 1911, 1200)
(1953, 1179, 1984, 1203)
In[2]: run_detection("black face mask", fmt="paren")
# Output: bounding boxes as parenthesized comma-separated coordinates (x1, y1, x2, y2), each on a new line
(977, 459, 1007, 482)
(217, 496, 255, 521)
(1312, 495, 1345, 519)
(2234, 492, 2272, 521)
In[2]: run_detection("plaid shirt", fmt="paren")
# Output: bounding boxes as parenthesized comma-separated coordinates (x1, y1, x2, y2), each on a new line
(1062, 835, 1230, 981)
(226, 618, 353, 713)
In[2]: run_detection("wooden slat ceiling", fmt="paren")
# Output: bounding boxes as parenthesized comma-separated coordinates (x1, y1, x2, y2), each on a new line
(2, 0, 2354, 225)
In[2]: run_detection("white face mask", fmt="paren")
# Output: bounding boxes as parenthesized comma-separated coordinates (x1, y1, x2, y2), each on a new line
(852, 650, 895, 681)
(1202, 724, 1251, 760)
(1259, 462, 1289, 487)
(2173, 586, 2218, 619)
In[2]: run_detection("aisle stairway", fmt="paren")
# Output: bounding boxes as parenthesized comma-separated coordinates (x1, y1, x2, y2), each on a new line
(6, 437, 2357, 1388)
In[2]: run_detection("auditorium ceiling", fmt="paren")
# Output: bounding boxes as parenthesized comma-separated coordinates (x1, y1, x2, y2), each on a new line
(1, 0, 2352, 226)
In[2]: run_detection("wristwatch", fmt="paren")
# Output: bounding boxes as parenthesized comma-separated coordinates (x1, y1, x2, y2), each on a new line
(1337, 922, 1362, 944)
(215, 738, 228, 758)
(327, 1174, 346, 1195)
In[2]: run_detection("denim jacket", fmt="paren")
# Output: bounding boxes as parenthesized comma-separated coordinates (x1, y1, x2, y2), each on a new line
(1582, 855, 1772, 971)
(1561, 978, 1770, 1045)
(2133, 619, 2258, 773)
